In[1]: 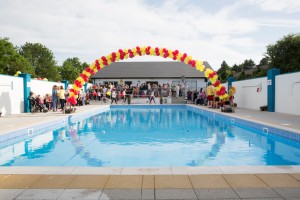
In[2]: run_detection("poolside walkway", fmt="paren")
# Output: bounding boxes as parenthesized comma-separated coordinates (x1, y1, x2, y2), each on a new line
(0, 101, 300, 199)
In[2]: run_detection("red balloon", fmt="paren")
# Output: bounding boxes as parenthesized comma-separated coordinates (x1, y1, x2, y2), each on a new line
(155, 47, 160, 56)
(95, 60, 100, 70)
(216, 91, 221, 96)
(208, 73, 214, 79)
(145, 46, 151, 55)
(213, 80, 221, 87)
(101, 56, 107, 61)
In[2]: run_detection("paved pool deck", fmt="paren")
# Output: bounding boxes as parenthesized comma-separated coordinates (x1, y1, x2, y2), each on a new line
(0, 101, 299, 199)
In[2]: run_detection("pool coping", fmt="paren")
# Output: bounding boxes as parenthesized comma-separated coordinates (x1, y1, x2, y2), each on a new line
(1, 165, 300, 175)
(0, 104, 300, 175)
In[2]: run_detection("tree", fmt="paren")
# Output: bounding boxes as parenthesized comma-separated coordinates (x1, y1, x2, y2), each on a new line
(60, 62, 79, 83)
(259, 57, 269, 66)
(19, 42, 60, 81)
(0, 38, 35, 75)
(266, 33, 300, 73)
(217, 61, 231, 83)
(60, 58, 91, 83)
(231, 64, 241, 72)
(240, 59, 256, 70)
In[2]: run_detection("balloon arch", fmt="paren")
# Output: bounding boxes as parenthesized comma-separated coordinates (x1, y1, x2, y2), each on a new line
(67, 46, 228, 105)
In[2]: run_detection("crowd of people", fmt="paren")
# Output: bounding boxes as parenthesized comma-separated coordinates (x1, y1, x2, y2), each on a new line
(28, 81, 235, 113)
(186, 83, 235, 112)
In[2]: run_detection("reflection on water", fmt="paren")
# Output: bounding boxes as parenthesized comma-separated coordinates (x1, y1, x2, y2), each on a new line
(0, 107, 300, 167)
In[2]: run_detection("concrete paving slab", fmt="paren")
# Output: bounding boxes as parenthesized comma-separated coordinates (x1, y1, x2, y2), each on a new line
(171, 166, 223, 174)
(57, 189, 102, 200)
(155, 189, 197, 200)
(0, 189, 25, 200)
(243, 198, 284, 200)
(256, 174, 300, 188)
(272, 188, 300, 198)
(222, 174, 268, 188)
(290, 173, 300, 181)
(122, 167, 172, 175)
(0, 174, 9, 182)
(15, 189, 64, 200)
(142, 188, 154, 200)
(143, 175, 154, 189)
(189, 175, 230, 188)
(29, 175, 76, 189)
(71, 167, 123, 175)
(0, 175, 42, 189)
(155, 175, 192, 189)
(105, 175, 142, 189)
(194, 188, 239, 199)
(100, 189, 141, 200)
(67, 175, 109, 189)
(233, 188, 280, 199)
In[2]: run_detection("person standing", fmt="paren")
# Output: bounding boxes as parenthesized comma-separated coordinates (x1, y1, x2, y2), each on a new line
(58, 85, 66, 111)
(206, 82, 214, 108)
(80, 89, 86, 106)
(111, 90, 117, 104)
(149, 89, 156, 104)
(51, 85, 58, 112)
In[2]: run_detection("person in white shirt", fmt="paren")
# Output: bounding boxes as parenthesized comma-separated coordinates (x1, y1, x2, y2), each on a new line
(111, 90, 117, 104)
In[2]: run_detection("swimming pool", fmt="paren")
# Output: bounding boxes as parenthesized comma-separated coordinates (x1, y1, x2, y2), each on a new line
(0, 105, 299, 167)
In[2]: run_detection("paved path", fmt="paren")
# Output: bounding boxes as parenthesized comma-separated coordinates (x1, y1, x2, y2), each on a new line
(0, 102, 300, 199)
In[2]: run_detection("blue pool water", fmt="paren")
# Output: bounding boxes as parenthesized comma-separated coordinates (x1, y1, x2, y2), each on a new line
(0, 105, 300, 167)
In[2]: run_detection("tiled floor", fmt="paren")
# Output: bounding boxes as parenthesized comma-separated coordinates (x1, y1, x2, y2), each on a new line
(0, 102, 300, 199)
(0, 174, 300, 199)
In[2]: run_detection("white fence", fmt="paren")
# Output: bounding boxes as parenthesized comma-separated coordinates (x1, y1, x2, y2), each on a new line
(275, 72, 300, 115)
(1, 71, 300, 116)
(231, 71, 300, 115)
(0, 74, 64, 116)
(0, 75, 24, 115)
(31, 79, 64, 97)
(232, 77, 268, 111)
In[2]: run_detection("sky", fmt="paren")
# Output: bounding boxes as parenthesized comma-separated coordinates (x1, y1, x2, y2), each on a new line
(0, 0, 299, 70)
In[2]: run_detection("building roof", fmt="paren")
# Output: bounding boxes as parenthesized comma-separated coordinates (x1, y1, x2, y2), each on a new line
(91, 61, 212, 79)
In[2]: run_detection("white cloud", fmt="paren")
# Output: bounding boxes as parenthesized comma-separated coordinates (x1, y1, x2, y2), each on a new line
(0, 0, 297, 70)
(245, 0, 300, 13)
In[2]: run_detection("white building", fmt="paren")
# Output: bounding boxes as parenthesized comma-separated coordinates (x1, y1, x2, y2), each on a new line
(91, 61, 212, 92)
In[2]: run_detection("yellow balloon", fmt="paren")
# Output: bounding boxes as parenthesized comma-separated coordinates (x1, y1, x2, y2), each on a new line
(199, 65, 205, 72)
(72, 84, 78, 90)
(116, 52, 120, 59)
(186, 56, 192, 61)
(204, 71, 210, 78)
(77, 77, 84, 84)
(205, 68, 213, 74)
(141, 46, 146, 55)
(168, 49, 173, 58)
(177, 53, 182, 61)
(149, 48, 155, 56)
(106, 54, 112, 59)
(100, 62, 104, 68)
(216, 85, 222, 91)
(123, 49, 129, 59)
(212, 75, 218, 81)
(159, 48, 164, 57)
(210, 79, 217, 84)
(90, 63, 95, 69)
